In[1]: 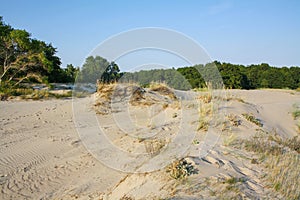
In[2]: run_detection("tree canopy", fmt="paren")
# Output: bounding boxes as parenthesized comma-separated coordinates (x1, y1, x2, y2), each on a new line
(77, 56, 121, 83)
(0, 17, 77, 86)
(122, 62, 300, 90)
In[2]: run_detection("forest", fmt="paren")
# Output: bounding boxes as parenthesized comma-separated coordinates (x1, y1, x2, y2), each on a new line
(1, 16, 300, 92)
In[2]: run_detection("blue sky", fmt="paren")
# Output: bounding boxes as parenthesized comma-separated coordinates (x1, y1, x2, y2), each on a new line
(1, 0, 300, 70)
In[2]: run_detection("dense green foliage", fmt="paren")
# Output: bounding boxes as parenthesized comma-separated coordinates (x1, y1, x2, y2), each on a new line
(121, 61, 300, 90)
(0, 17, 77, 87)
(120, 68, 191, 90)
(77, 56, 121, 83)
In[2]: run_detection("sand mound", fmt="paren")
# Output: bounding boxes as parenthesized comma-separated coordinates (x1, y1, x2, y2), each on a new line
(94, 83, 179, 113)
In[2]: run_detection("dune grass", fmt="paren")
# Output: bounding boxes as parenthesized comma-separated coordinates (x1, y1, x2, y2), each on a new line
(197, 90, 214, 131)
(242, 113, 263, 127)
(149, 82, 177, 100)
(237, 133, 300, 199)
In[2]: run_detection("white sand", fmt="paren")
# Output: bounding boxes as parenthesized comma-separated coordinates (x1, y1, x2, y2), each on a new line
(0, 89, 299, 199)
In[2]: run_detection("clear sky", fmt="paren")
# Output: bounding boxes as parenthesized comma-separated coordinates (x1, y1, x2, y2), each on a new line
(1, 0, 300, 69)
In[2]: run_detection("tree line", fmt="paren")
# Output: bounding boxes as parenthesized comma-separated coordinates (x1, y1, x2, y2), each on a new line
(1, 17, 300, 90)
(79, 57, 300, 90)
(0, 16, 78, 88)
(178, 61, 300, 90)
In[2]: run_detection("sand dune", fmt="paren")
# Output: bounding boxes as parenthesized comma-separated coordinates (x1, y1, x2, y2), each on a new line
(0, 88, 299, 199)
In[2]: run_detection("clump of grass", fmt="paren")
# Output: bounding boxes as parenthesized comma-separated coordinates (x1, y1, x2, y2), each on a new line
(222, 177, 246, 194)
(227, 114, 241, 127)
(242, 113, 263, 127)
(292, 110, 300, 120)
(198, 118, 209, 131)
(197, 92, 213, 131)
(243, 135, 283, 156)
(268, 134, 300, 153)
(96, 83, 116, 100)
(292, 110, 300, 119)
(144, 139, 166, 156)
(94, 83, 118, 114)
(239, 133, 300, 199)
(197, 93, 212, 103)
(166, 158, 197, 180)
(149, 82, 177, 100)
(224, 177, 246, 185)
(292, 104, 300, 133)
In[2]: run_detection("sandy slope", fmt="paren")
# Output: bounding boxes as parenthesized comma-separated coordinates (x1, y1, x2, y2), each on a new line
(0, 89, 299, 199)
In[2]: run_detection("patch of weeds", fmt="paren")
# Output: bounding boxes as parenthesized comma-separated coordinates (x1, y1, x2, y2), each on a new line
(242, 113, 263, 127)
(166, 158, 197, 180)
(224, 177, 246, 185)
(198, 118, 209, 131)
(268, 134, 300, 153)
(197, 93, 212, 103)
(240, 133, 300, 199)
(226, 114, 241, 127)
(144, 139, 166, 156)
(198, 102, 213, 131)
(292, 110, 300, 120)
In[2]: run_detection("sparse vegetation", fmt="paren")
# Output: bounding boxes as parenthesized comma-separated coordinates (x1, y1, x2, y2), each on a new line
(149, 82, 177, 100)
(144, 139, 166, 156)
(292, 110, 300, 120)
(237, 133, 300, 199)
(242, 113, 263, 127)
(0, 87, 72, 100)
(166, 158, 197, 180)
(197, 91, 214, 131)
(227, 114, 241, 127)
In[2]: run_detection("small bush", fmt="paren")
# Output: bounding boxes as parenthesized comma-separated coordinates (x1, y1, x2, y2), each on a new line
(242, 113, 263, 127)
(166, 158, 197, 180)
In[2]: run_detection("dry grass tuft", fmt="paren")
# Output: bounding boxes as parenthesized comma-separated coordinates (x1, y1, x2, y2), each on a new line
(144, 139, 166, 156)
(94, 83, 117, 114)
(242, 113, 263, 127)
(237, 133, 300, 199)
(227, 114, 241, 127)
(197, 91, 213, 131)
(197, 93, 212, 103)
(149, 82, 177, 100)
